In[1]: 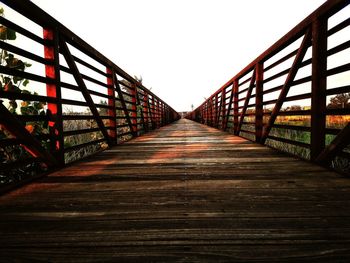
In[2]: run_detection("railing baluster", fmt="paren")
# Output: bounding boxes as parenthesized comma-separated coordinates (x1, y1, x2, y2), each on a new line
(221, 89, 225, 130)
(130, 83, 138, 135)
(311, 17, 327, 161)
(152, 96, 156, 129)
(134, 85, 146, 134)
(255, 62, 264, 143)
(233, 79, 239, 135)
(143, 90, 149, 132)
(43, 28, 64, 166)
(157, 99, 160, 128)
(106, 67, 116, 143)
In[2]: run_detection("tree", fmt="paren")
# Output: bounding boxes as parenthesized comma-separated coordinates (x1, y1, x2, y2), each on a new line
(282, 105, 302, 112)
(327, 93, 350, 109)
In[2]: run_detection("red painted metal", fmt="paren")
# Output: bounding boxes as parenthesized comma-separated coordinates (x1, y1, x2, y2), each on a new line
(157, 99, 160, 128)
(0, 0, 179, 182)
(261, 28, 311, 144)
(152, 96, 156, 129)
(186, 0, 350, 170)
(43, 30, 58, 141)
(310, 18, 327, 161)
(0, 103, 58, 167)
(234, 83, 239, 134)
(255, 62, 264, 142)
(106, 67, 116, 141)
(143, 91, 149, 131)
(130, 84, 137, 134)
(43, 28, 64, 165)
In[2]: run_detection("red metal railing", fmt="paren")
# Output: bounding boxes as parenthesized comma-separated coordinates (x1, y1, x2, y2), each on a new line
(0, 0, 179, 182)
(186, 0, 350, 172)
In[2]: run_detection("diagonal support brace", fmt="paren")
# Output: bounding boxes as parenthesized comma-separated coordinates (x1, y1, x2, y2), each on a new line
(60, 37, 112, 146)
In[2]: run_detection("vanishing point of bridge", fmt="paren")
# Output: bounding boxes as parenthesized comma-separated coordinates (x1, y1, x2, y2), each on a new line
(0, 0, 350, 261)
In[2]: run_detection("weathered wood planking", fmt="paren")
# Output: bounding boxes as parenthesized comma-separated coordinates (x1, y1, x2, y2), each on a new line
(0, 118, 350, 262)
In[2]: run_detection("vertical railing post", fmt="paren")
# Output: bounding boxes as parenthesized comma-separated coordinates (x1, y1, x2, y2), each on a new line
(211, 98, 214, 127)
(209, 101, 211, 125)
(233, 79, 239, 135)
(152, 96, 156, 129)
(208, 102, 210, 125)
(160, 101, 163, 126)
(143, 90, 149, 132)
(162, 102, 165, 126)
(311, 18, 327, 161)
(106, 67, 116, 143)
(201, 105, 204, 124)
(164, 105, 168, 125)
(43, 28, 64, 166)
(255, 62, 264, 143)
(130, 83, 137, 135)
(162, 102, 166, 126)
(207, 101, 210, 125)
(221, 89, 226, 130)
(215, 94, 219, 127)
(157, 99, 160, 128)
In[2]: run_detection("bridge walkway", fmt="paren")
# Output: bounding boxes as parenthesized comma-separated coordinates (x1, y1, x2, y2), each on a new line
(0, 118, 350, 261)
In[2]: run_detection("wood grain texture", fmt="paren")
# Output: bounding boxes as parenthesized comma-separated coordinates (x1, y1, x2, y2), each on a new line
(0, 119, 350, 262)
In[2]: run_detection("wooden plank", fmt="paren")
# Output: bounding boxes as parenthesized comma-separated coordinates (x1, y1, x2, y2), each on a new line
(0, 119, 350, 261)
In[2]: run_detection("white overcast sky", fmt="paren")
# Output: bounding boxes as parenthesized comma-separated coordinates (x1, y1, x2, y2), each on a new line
(29, 0, 328, 112)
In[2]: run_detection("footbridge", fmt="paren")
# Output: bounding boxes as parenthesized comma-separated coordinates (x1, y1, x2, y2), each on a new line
(0, 0, 350, 261)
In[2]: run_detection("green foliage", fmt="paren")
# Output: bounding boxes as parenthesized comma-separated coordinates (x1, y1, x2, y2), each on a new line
(0, 25, 16, 40)
(0, 9, 32, 114)
(0, 7, 47, 185)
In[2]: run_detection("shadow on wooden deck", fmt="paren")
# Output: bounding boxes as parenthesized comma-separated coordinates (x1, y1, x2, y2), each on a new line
(0, 118, 350, 262)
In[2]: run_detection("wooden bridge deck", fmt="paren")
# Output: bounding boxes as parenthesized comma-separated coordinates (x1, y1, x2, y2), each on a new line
(1, 118, 350, 262)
